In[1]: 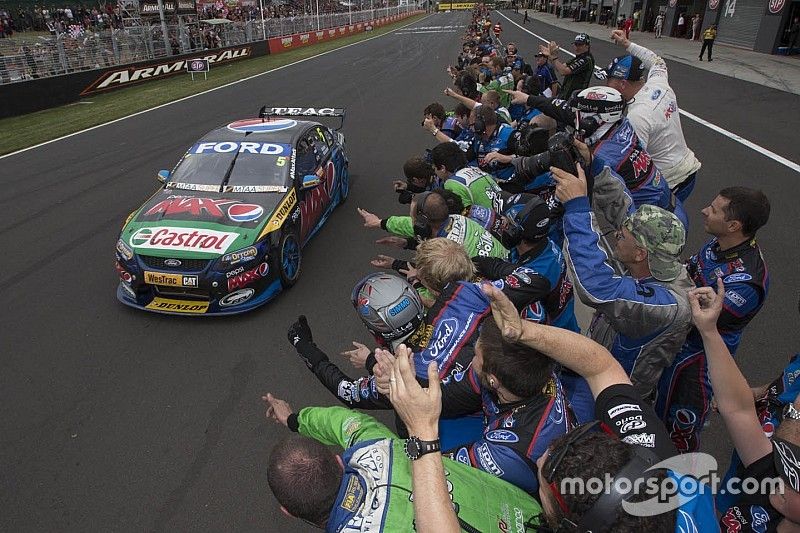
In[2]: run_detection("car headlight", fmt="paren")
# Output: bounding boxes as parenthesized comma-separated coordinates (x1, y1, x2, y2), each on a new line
(217, 245, 260, 269)
(116, 239, 134, 261)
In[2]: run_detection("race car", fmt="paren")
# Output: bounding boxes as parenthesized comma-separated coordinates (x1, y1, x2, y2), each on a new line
(115, 107, 349, 315)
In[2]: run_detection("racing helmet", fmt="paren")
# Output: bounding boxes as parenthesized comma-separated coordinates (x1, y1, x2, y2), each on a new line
(351, 273, 425, 343)
(571, 86, 626, 140)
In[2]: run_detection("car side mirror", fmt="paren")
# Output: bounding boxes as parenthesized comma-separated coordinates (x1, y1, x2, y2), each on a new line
(301, 174, 321, 190)
(157, 169, 170, 183)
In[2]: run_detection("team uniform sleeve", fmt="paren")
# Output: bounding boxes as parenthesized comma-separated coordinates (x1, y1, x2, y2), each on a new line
(440, 367, 484, 418)
(718, 281, 761, 330)
(413, 283, 491, 379)
(312, 361, 393, 410)
(627, 43, 668, 83)
(382, 216, 414, 238)
(594, 383, 677, 460)
(567, 55, 592, 77)
(524, 95, 574, 125)
(294, 406, 397, 448)
(562, 196, 679, 340)
(475, 260, 553, 312)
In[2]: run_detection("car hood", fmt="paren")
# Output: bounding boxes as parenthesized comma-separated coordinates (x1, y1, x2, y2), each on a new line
(121, 189, 292, 259)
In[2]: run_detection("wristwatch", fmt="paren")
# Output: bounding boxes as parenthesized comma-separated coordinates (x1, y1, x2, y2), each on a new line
(784, 403, 800, 421)
(404, 436, 441, 460)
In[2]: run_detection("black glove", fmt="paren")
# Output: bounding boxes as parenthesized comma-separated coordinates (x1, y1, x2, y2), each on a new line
(288, 315, 329, 370)
(288, 315, 313, 348)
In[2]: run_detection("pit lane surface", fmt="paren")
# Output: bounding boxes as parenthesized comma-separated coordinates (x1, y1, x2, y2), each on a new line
(1, 12, 798, 531)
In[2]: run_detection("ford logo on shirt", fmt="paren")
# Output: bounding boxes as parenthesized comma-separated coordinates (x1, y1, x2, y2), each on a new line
(485, 430, 519, 443)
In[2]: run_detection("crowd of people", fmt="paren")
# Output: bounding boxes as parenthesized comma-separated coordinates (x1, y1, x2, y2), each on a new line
(259, 5, 798, 532)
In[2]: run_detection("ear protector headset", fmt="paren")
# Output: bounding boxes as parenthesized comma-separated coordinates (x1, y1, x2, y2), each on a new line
(503, 195, 549, 246)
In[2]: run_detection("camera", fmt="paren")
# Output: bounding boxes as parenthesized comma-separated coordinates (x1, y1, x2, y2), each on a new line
(516, 131, 582, 180)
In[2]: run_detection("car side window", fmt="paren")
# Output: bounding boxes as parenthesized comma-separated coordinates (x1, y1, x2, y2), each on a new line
(295, 136, 318, 178)
(312, 127, 330, 158)
(322, 128, 335, 148)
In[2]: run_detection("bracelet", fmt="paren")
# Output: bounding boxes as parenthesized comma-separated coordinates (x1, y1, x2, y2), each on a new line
(432, 127, 440, 136)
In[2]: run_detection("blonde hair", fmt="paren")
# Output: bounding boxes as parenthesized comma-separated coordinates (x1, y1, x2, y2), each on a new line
(414, 238, 476, 293)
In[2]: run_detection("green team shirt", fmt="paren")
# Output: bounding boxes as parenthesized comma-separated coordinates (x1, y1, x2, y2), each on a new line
(480, 72, 515, 107)
(444, 167, 502, 210)
(296, 406, 542, 533)
(384, 214, 508, 259)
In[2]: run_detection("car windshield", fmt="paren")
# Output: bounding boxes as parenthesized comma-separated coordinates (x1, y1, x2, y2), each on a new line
(167, 141, 292, 192)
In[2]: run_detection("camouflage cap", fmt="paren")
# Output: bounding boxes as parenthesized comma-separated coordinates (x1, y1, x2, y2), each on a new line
(623, 205, 686, 281)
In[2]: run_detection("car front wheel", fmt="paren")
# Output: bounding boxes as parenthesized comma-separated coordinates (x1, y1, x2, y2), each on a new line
(277, 227, 301, 288)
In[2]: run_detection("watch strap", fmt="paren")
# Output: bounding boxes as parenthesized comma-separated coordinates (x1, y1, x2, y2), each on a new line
(405, 436, 441, 460)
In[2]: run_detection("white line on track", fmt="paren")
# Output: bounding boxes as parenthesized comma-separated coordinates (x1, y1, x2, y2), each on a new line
(0, 13, 433, 161)
(495, 11, 800, 174)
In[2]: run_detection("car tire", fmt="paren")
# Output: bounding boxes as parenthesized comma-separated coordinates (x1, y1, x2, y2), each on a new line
(338, 162, 350, 204)
(277, 227, 301, 288)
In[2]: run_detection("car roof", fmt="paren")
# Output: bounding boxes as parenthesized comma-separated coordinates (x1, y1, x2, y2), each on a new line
(200, 118, 323, 144)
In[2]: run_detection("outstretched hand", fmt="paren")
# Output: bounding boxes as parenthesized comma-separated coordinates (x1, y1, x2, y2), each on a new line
(288, 315, 313, 347)
(358, 207, 382, 229)
(610, 29, 630, 48)
(262, 393, 293, 426)
(341, 341, 371, 369)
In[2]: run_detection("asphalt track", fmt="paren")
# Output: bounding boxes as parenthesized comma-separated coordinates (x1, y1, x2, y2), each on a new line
(1, 11, 799, 532)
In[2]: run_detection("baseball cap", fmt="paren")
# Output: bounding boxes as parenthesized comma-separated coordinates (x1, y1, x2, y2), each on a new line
(600, 54, 645, 81)
(574, 33, 590, 45)
(623, 205, 686, 282)
(506, 194, 551, 241)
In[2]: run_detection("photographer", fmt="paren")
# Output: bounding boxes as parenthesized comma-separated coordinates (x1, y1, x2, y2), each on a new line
(506, 87, 688, 230)
(465, 104, 516, 182)
(507, 133, 637, 247)
(553, 161, 694, 404)
(393, 156, 438, 205)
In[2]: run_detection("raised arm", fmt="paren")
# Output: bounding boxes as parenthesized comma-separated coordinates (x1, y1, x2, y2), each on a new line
(482, 282, 630, 397)
(691, 279, 772, 466)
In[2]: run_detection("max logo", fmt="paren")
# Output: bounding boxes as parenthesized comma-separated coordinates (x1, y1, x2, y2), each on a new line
(300, 160, 336, 239)
(630, 150, 651, 178)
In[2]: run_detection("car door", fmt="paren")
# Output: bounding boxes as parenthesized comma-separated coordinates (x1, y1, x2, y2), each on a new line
(296, 127, 333, 241)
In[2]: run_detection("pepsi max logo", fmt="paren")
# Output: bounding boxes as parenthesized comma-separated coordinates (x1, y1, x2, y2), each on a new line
(227, 119, 298, 133)
(485, 430, 519, 443)
(228, 203, 264, 223)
